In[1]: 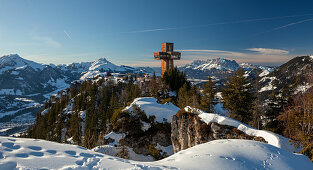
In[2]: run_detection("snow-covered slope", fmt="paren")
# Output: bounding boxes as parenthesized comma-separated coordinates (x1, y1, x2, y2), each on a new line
(184, 106, 296, 152)
(123, 97, 180, 123)
(0, 137, 312, 170)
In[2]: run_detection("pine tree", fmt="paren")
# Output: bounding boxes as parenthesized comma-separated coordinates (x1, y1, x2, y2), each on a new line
(222, 69, 255, 124)
(264, 92, 284, 133)
(150, 72, 158, 98)
(200, 76, 217, 113)
(162, 67, 189, 92)
(177, 83, 190, 108)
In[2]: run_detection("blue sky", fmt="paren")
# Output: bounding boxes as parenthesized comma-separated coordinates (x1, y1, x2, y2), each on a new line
(1, 0, 313, 66)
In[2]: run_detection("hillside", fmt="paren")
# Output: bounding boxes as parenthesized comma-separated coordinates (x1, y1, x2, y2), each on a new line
(256, 56, 313, 100)
(0, 54, 155, 136)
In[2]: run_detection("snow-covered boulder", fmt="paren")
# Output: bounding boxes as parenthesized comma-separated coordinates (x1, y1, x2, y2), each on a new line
(171, 106, 297, 153)
(123, 97, 180, 123)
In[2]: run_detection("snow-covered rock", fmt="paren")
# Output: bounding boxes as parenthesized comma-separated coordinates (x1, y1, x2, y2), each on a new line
(184, 106, 296, 152)
(124, 97, 180, 123)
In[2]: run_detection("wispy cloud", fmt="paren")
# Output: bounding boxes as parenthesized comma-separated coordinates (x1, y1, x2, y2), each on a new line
(272, 18, 313, 31)
(32, 34, 61, 48)
(127, 28, 176, 33)
(246, 48, 289, 55)
(126, 13, 313, 33)
(64, 30, 72, 40)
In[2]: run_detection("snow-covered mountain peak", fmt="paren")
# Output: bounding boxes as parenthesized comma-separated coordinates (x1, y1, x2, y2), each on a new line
(0, 54, 44, 73)
(191, 58, 239, 71)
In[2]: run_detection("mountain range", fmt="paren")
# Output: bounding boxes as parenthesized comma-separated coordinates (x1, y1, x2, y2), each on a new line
(0, 54, 312, 136)
(178, 58, 275, 81)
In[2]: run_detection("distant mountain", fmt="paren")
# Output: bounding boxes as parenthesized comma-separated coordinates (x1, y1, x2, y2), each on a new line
(185, 58, 239, 71)
(179, 58, 275, 81)
(0, 54, 44, 74)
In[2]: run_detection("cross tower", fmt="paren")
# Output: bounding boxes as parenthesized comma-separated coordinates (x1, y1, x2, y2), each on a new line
(154, 43, 181, 77)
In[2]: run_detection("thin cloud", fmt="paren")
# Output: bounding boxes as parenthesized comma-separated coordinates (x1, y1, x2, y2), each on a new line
(64, 30, 72, 40)
(246, 48, 289, 55)
(32, 35, 61, 48)
(126, 13, 313, 33)
(272, 18, 313, 31)
(126, 27, 176, 33)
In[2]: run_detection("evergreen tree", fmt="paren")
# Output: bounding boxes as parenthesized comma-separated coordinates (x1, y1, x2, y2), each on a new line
(200, 76, 217, 113)
(177, 83, 189, 108)
(222, 69, 255, 124)
(162, 67, 189, 92)
(264, 92, 285, 133)
(150, 72, 158, 98)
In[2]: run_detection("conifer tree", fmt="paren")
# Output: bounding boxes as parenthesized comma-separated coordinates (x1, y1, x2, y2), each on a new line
(162, 67, 189, 92)
(177, 83, 190, 108)
(222, 69, 255, 124)
(150, 72, 158, 98)
(200, 76, 217, 113)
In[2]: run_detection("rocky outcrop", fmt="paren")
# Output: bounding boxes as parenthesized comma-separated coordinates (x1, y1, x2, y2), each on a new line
(171, 109, 267, 153)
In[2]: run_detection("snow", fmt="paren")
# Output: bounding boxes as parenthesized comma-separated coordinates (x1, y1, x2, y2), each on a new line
(156, 144, 174, 156)
(40, 108, 49, 116)
(213, 102, 227, 116)
(259, 76, 277, 92)
(259, 70, 270, 77)
(103, 132, 125, 146)
(0, 137, 311, 169)
(259, 83, 277, 92)
(124, 97, 180, 123)
(141, 121, 151, 131)
(294, 83, 312, 94)
(15, 98, 35, 103)
(184, 106, 297, 152)
(0, 89, 22, 95)
(155, 139, 312, 170)
(93, 145, 155, 162)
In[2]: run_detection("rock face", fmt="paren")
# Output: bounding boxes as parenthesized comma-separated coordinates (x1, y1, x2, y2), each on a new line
(171, 110, 267, 153)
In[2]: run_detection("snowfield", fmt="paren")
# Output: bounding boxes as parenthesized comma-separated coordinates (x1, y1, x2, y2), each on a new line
(0, 137, 312, 170)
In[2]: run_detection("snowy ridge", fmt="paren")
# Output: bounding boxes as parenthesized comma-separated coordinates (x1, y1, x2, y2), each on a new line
(184, 106, 296, 152)
(187, 58, 239, 71)
(0, 54, 44, 73)
(123, 97, 180, 123)
(0, 136, 312, 169)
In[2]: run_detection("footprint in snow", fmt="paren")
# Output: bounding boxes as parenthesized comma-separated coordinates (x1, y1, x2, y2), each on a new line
(30, 152, 44, 157)
(15, 153, 29, 158)
(64, 150, 76, 156)
(2, 142, 20, 150)
(7, 138, 16, 142)
(46, 150, 57, 154)
(27, 146, 42, 151)
(80, 152, 94, 158)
